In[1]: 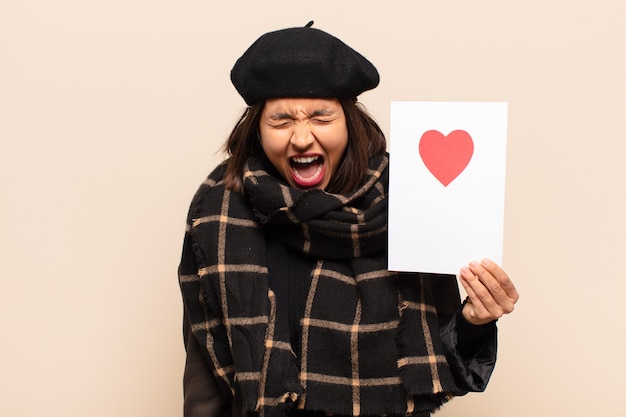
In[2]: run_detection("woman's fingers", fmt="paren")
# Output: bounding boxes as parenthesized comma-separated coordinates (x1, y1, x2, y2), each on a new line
(460, 266, 502, 324)
(460, 260, 519, 325)
(476, 258, 519, 305)
(459, 272, 491, 325)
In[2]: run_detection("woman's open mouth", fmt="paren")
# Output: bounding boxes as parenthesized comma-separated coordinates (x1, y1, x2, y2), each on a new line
(289, 155, 325, 188)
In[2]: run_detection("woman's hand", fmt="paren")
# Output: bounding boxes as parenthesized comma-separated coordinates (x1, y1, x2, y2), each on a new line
(459, 259, 519, 326)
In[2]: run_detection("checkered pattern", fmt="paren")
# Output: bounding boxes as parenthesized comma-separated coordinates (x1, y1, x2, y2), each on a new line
(179, 154, 460, 417)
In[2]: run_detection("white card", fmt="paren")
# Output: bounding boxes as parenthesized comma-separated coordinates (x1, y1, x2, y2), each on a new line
(388, 102, 508, 274)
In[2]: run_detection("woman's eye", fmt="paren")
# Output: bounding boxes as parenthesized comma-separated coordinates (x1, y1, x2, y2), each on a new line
(271, 121, 291, 128)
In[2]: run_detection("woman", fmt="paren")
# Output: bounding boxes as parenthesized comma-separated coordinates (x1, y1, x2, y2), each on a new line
(179, 22, 518, 417)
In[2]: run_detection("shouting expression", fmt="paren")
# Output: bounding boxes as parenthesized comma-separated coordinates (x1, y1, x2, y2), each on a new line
(259, 98, 349, 191)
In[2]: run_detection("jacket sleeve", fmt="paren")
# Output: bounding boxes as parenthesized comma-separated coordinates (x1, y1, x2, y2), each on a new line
(438, 307, 497, 393)
(426, 274, 498, 393)
(183, 314, 228, 417)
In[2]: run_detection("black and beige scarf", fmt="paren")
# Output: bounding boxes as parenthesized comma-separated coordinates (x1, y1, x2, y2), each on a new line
(179, 153, 461, 417)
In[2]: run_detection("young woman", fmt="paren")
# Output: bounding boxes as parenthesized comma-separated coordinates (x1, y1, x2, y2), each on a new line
(178, 22, 518, 417)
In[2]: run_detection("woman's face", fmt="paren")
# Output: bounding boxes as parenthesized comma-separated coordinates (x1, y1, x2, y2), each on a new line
(259, 98, 348, 191)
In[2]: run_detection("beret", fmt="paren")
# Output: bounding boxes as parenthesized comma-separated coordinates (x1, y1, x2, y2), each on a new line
(230, 22, 380, 105)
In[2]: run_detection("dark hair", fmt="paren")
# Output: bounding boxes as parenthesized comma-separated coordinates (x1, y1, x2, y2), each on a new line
(222, 98, 387, 194)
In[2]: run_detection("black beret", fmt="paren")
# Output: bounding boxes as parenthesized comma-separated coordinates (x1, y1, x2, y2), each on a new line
(230, 22, 380, 105)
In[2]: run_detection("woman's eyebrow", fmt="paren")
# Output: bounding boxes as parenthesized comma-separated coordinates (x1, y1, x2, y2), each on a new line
(269, 109, 334, 120)
(269, 112, 294, 120)
(311, 109, 333, 117)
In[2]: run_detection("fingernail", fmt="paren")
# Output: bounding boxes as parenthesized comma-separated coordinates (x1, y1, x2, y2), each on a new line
(481, 258, 491, 266)
(469, 261, 480, 268)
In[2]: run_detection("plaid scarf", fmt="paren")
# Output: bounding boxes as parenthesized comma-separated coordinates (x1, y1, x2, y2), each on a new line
(179, 153, 460, 417)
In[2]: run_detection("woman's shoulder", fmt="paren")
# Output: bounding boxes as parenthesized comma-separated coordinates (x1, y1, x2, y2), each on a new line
(185, 160, 232, 222)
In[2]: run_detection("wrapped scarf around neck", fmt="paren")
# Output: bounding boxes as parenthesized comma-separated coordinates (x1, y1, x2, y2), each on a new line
(179, 153, 461, 417)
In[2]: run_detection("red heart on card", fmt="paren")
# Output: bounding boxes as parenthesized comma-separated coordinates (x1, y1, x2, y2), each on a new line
(419, 129, 474, 186)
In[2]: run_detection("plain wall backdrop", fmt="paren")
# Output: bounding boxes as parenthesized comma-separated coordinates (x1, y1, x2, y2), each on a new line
(1, 1, 625, 416)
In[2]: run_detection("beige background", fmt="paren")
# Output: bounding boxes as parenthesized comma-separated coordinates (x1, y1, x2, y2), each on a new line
(1, 1, 625, 416)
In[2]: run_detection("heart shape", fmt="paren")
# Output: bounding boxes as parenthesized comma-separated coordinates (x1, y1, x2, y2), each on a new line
(418, 129, 474, 186)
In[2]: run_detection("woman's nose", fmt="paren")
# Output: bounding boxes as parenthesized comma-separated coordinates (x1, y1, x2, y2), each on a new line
(290, 123, 314, 149)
